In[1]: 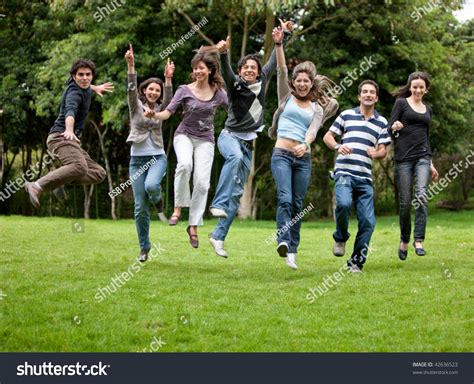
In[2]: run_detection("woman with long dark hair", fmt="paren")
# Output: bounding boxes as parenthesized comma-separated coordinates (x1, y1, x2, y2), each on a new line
(125, 44, 175, 262)
(151, 47, 228, 248)
(389, 71, 439, 261)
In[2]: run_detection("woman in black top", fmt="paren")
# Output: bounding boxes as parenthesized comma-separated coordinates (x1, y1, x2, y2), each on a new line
(389, 72, 439, 260)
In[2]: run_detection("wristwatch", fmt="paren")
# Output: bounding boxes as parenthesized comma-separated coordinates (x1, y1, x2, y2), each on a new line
(334, 144, 341, 151)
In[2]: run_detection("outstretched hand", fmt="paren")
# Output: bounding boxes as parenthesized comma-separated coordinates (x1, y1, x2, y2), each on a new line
(278, 18, 293, 33)
(216, 36, 230, 53)
(125, 43, 134, 66)
(92, 82, 114, 98)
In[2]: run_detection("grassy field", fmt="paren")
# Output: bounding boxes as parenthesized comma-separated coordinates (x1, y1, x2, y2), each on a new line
(0, 210, 473, 352)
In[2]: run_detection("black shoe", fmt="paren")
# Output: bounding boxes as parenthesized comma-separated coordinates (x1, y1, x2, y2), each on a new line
(413, 242, 426, 256)
(138, 249, 149, 262)
(398, 248, 408, 261)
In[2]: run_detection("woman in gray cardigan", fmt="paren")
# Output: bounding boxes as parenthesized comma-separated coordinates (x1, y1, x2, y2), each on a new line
(268, 27, 338, 270)
(125, 44, 175, 262)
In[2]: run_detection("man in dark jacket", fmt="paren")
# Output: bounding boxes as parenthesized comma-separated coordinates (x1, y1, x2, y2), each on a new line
(25, 59, 111, 208)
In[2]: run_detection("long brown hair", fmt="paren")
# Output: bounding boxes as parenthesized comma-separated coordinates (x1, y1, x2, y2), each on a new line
(290, 61, 338, 125)
(393, 71, 431, 98)
(191, 46, 225, 89)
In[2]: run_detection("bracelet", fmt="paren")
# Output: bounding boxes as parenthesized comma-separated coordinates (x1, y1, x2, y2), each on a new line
(304, 141, 310, 150)
(275, 42, 282, 46)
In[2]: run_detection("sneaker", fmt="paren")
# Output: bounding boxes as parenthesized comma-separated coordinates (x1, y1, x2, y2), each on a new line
(24, 181, 41, 208)
(285, 253, 298, 270)
(333, 241, 346, 257)
(348, 264, 362, 273)
(155, 200, 168, 222)
(138, 249, 149, 262)
(209, 207, 228, 218)
(277, 242, 289, 258)
(208, 235, 228, 258)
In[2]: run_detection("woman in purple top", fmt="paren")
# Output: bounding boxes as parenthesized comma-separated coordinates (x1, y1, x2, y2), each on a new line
(150, 48, 228, 248)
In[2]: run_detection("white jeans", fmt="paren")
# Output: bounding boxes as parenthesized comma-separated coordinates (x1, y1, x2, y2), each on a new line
(173, 134, 215, 226)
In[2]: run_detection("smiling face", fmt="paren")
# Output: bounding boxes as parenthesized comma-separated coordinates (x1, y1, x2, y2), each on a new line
(193, 60, 210, 83)
(239, 59, 259, 84)
(358, 84, 379, 108)
(292, 72, 313, 99)
(144, 82, 162, 105)
(72, 67, 93, 89)
(409, 78, 427, 101)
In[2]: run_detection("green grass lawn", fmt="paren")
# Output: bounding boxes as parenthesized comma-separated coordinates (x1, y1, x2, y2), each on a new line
(0, 210, 473, 352)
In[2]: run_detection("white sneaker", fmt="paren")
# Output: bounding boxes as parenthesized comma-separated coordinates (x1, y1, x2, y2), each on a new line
(208, 236, 228, 258)
(349, 264, 362, 273)
(285, 253, 298, 270)
(209, 207, 228, 218)
(277, 242, 289, 258)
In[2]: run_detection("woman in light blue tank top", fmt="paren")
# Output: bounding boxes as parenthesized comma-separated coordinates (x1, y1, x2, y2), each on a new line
(268, 27, 338, 270)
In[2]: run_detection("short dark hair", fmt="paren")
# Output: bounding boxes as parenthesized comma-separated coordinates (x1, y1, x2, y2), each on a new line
(138, 77, 164, 104)
(358, 79, 379, 96)
(237, 54, 262, 75)
(70, 59, 96, 79)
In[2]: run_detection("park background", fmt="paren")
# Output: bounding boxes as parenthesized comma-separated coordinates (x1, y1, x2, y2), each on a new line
(0, 0, 473, 353)
(0, 0, 473, 219)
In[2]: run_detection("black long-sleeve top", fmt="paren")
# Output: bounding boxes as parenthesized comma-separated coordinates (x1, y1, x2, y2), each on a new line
(388, 97, 432, 162)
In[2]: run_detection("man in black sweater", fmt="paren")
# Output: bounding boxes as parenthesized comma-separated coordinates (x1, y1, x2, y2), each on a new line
(25, 59, 110, 208)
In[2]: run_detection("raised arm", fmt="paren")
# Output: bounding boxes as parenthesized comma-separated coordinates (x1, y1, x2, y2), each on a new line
(272, 26, 290, 103)
(125, 43, 139, 115)
(216, 36, 238, 87)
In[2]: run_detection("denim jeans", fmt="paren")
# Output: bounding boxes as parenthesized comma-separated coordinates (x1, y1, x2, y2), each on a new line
(130, 154, 167, 251)
(210, 130, 252, 241)
(271, 148, 311, 253)
(395, 156, 431, 244)
(333, 174, 375, 269)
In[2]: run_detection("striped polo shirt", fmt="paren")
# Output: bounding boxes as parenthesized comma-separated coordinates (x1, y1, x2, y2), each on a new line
(329, 106, 390, 181)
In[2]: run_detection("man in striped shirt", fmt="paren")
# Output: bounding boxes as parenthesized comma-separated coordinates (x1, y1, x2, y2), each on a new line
(323, 80, 391, 272)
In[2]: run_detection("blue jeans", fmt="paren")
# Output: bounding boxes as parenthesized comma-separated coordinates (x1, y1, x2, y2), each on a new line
(333, 174, 375, 269)
(395, 157, 431, 243)
(271, 148, 311, 253)
(130, 155, 167, 251)
(210, 130, 252, 241)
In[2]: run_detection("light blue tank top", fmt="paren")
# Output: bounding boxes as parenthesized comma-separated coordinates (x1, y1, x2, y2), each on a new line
(277, 96, 315, 142)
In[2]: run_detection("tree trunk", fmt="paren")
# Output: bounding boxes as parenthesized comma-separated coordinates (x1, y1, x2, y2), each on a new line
(91, 121, 117, 220)
(83, 184, 94, 219)
(238, 8, 274, 220)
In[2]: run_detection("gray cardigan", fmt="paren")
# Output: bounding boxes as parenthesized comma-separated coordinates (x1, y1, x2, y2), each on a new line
(268, 66, 323, 149)
(126, 73, 172, 148)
